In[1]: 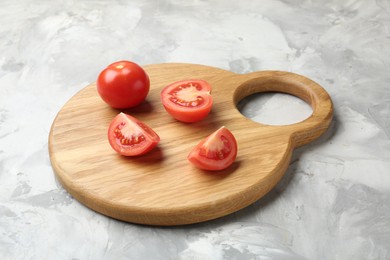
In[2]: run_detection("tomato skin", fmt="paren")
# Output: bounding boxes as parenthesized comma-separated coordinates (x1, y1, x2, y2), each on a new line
(97, 61, 150, 109)
(108, 112, 160, 156)
(188, 126, 238, 171)
(161, 79, 213, 123)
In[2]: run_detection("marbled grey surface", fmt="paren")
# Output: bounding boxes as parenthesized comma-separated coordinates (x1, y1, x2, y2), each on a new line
(1, 0, 390, 259)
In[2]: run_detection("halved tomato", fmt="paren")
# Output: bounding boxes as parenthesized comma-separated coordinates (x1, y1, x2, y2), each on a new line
(188, 126, 238, 171)
(108, 112, 160, 156)
(161, 79, 213, 123)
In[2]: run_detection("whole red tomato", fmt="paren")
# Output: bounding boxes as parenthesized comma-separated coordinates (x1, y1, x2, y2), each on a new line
(97, 60, 150, 109)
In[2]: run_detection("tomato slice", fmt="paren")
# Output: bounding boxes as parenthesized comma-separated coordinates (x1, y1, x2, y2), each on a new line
(161, 79, 213, 123)
(188, 126, 238, 171)
(108, 112, 160, 156)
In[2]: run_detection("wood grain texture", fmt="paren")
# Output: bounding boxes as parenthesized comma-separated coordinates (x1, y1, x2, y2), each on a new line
(48, 63, 333, 226)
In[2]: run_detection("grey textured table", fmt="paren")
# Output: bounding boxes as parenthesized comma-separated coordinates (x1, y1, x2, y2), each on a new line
(1, 1, 389, 259)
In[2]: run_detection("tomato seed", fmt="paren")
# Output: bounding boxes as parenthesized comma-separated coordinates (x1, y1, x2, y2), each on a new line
(167, 83, 206, 107)
(169, 96, 204, 107)
(114, 125, 145, 146)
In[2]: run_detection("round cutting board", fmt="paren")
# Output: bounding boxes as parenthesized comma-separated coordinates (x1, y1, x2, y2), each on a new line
(49, 63, 333, 226)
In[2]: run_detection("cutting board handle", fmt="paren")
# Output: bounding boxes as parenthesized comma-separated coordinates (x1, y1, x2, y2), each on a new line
(233, 71, 333, 148)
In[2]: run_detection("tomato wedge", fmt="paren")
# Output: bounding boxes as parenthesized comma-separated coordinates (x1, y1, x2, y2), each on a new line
(108, 112, 160, 156)
(161, 79, 213, 123)
(188, 126, 238, 171)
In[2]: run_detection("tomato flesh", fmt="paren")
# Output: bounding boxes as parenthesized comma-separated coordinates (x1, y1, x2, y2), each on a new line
(161, 80, 212, 123)
(108, 112, 160, 156)
(188, 126, 237, 171)
(97, 61, 150, 109)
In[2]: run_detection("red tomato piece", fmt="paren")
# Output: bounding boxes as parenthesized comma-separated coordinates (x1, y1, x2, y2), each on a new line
(97, 60, 150, 109)
(188, 126, 238, 171)
(108, 112, 160, 156)
(161, 79, 213, 123)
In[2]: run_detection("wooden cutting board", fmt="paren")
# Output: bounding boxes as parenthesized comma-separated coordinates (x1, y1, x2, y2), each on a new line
(49, 63, 333, 226)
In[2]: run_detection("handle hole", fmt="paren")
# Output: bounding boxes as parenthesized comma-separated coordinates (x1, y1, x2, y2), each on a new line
(237, 92, 313, 126)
